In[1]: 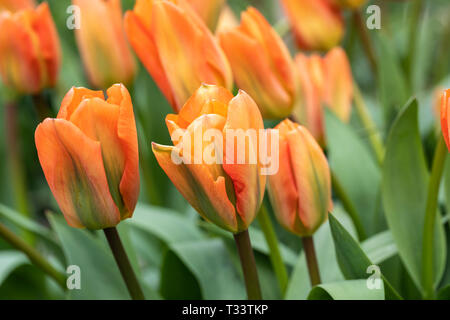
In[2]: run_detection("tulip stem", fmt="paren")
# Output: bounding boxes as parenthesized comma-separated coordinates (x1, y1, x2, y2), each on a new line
(103, 227, 145, 300)
(331, 170, 367, 241)
(5, 102, 32, 243)
(0, 222, 66, 289)
(352, 9, 378, 75)
(233, 229, 262, 300)
(301, 236, 321, 287)
(405, 0, 424, 91)
(353, 82, 385, 165)
(257, 205, 288, 296)
(422, 137, 447, 300)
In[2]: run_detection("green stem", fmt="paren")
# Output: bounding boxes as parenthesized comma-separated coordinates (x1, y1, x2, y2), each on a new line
(233, 229, 262, 300)
(352, 9, 378, 75)
(257, 205, 288, 296)
(5, 102, 32, 243)
(405, 0, 424, 91)
(103, 227, 145, 300)
(331, 170, 367, 241)
(422, 137, 446, 299)
(301, 236, 321, 287)
(0, 222, 66, 289)
(353, 82, 385, 165)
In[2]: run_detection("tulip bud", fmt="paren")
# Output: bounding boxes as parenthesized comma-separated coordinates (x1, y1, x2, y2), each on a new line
(280, 0, 344, 51)
(186, 0, 225, 31)
(73, 0, 136, 89)
(0, 0, 35, 12)
(440, 89, 450, 151)
(0, 2, 60, 94)
(124, 0, 232, 112)
(219, 7, 298, 119)
(152, 84, 266, 233)
(35, 84, 140, 230)
(267, 119, 332, 236)
(293, 47, 353, 143)
(330, 0, 366, 9)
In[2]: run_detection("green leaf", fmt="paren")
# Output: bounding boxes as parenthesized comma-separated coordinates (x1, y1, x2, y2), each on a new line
(307, 279, 385, 300)
(382, 99, 447, 293)
(160, 239, 245, 299)
(325, 109, 383, 236)
(328, 214, 402, 300)
(0, 251, 28, 286)
(362, 231, 397, 265)
(48, 213, 131, 300)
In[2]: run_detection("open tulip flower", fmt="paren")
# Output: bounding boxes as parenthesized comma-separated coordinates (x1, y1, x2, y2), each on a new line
(152, 84, 266, 233)
(0, 2, 60, 94)
(35, 84, 140, 230)
(293, 47, 353, 143)
(267, 119, 332, 237)
(124, 0, 232, 112)
(280, 0, 344, 51)
(73, 0, 136, 89)
(219, 7, 299, 119)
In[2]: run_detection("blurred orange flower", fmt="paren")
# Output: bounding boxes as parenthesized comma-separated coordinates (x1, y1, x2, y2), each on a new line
(0, 2, 60, 94)
(35, 84, 140, 230)
(73, 0, 136, 89)
(124, 0, 232, 112)
(0, 0, 35, 12)
(219, 7, 298, 119)
(331, 0, 367, 9)
(152, 84, 266, 233)
(280, 0, 344, 51)
(440, 89, 450, 151)
(186, 0, 225, 31)
(267, 119, 332, 236)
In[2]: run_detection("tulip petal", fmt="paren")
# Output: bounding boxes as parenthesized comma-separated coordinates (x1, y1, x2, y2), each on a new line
(35, 119, 120, 229)
(441, 89, 450, 151)
(223, 90, 265, 225)
(58, 86, 104, 120)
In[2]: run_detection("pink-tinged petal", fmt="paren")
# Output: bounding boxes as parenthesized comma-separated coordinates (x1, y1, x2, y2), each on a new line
(223, 90, 265, 227)
(35, 118, 120, 229)
(441, 89, 450, 151)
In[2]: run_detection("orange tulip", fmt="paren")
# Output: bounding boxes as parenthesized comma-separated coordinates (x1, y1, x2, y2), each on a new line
(0, 2, 60, 94)
(73, 0, 136, 89)
(0, 0, 35, 12)
(280, 0, 344, 51)
(35, 84, 140, 230)
(186, 0, 225, 31)
(215, 5, 239, 35)
(152, 84, 266, 233)
(293, 47, 353, 143)
(440, 89, 450, 151)
(267, 119, 332, 236)
(124, 0, 232, 112)
(331, 0, 366, 9)
(219, 7, 298, 119)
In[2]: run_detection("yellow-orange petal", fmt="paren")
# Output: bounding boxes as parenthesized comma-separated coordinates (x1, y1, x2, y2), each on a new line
(35, 118, 120, 229)
(223, 90, 265, 227)
(58, 86, 104, 120)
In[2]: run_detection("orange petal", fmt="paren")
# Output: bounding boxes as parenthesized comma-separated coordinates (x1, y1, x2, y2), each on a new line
(35, 119, 120, 229)
(57, 86, 104, 120)
(441, 89, 450, 151)
(223, 90, 265, 227)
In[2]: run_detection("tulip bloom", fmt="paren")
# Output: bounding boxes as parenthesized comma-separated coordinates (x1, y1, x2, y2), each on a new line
(35, 84, 140, 230)
(73, 0, 136, 89)
(331, 0, 366, 9)
(267, 119, 332, 236)
(152, 84, 266, 233)
(294, 47, 353, 143)
(0, 2, 60, 94)
(219, 7, 298, 119)
(186, 0, 225, 31)
(0, 0, 35, 12)
(440, 89, 450, 151)
(280, 0, 343, 51)
(124, 0, 232, 112)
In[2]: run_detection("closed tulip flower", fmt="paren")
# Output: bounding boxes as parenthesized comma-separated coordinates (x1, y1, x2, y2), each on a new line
(35, 84, 140, 230)
(186, 0, 225, 31)
(219, 7, 298, 119)
(280, 0, 344, 51)
(293, 47, 353, 143)
(0, 0, 35, 12)
(73, 0, 136, 89)
(0, 2, 60, 94)
(440, 89, 450, 151)
(267, 119, 332, 236)
(124, 0, 232, 112)
(152, 84, 266, 233)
